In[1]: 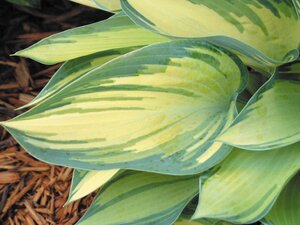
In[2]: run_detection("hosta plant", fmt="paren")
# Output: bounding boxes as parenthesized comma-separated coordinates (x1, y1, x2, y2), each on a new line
(2, 0, 300, 224)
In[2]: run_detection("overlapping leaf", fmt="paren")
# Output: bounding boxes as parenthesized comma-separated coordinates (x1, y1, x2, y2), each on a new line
(1, 40, 248, 175)
(218, 61, 300, 150)
(70, 0, 98, 8)
(93, 0, 121, 12)
(292, 0, 300, 20)
(71, 0, 121, 12)
(76, 171, 198, 225)
(263, 173, 300, 225)
(175, 217, 209, 225)
(21, 48, 135, 108)
(121, 0, 300, 71)
(67, 169, 118, 204)
(14, 14, 168, 64)
(193, 142, 300, 224)
(175, 217, 233, 225)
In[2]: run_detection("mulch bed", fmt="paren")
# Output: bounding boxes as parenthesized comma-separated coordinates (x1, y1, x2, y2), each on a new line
(0, 1, 110, 224)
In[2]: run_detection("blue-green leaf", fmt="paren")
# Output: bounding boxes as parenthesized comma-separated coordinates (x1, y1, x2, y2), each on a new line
(121, 0, 300, 71)
(14, 14, 168, 65)
(263, 173, 300, 225)
(193, 142, 300, 224)
(2, 40, 248, 175)
(21, 48, 135, 108)
(67, 169, 118, 204)
(76, 171, 199, 225)
(218, 61, 300, 150)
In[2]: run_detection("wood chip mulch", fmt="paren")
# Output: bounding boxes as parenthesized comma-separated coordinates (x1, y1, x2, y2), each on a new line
(0, 143, 96, 225)
(0, 68, 97, 225)
(0, 1, 111, 224)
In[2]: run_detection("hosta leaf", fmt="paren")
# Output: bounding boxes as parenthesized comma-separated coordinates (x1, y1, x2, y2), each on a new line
(263, 173, 300, 225)
(193, 142, 300, 224)
(1, 40, 248, 175)
(71, 0, 121, 12)
(122, 0, 300, 70)
(76, 171, 199, 225)
(6, 0, 40, 7)
(70, 0, 98, 8)
(175, 216, 234, 225)
(93, 0, 121, 12)
(21, 48, 135, 108)
(181, 202, 236, 225)
(293, 0, 300, 19)
(218, 66, 300, 150)
(67, 169, 118, 204)
(14, 14, 168, 65)
(175, 217, 207, 225)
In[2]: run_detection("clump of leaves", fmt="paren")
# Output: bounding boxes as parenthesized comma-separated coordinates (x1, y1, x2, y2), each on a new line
(2, 0, 300, 225)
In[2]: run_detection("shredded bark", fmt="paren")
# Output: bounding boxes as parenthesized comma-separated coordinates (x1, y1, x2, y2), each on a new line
(0, 1, 111, 224)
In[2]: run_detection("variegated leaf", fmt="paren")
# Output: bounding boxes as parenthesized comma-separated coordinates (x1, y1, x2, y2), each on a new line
(14, 14, 168, 65)
(193, 142, 300, 224)
(293, 0, 300, 20)
(1, 40, 248, 175)
(263, 173, 300, 225)
(71, 0, 121, 12)
(176, 200, 235, 225)
(218, 62, 300, 150)
(76, 171, 199, 225)
(175, 217, 233, 225)
(121, 0, 300, 71)
(93, 0, 121, 12)
(175, 217, 208, 225)
(21, 48, 135, 108)
(67, 169, 118, 204)
(70, 0, 98, 8)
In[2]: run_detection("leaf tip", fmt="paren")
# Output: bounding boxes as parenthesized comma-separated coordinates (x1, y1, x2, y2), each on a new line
(63, 198, 74, 208)
(0, 119, 9, 127)
(12, 50, 25, 57)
